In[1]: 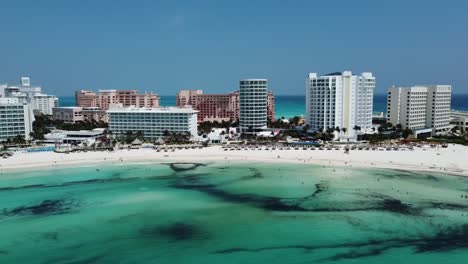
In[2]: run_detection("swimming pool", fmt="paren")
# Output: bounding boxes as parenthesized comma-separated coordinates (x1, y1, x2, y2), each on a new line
(24, 146, 55, 152)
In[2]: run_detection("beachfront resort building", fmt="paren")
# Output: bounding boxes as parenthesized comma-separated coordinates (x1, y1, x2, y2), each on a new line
(305, 71, 375, 140)
(450, 110, 468, 132)
(387, 85, 452, 137)
(176, 89, 274, 123)
(0, 98, 34, 141)
(239, 79, 269, 132)
(43, 128, 106, 145)
(75, 89, 160, 110)
(52, 107, 108, 123)
(107, 106, 198, 140)
(0, 77, 58, 115)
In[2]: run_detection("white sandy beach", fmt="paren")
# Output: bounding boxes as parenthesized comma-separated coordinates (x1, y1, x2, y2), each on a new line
(1, 144, 468, 176)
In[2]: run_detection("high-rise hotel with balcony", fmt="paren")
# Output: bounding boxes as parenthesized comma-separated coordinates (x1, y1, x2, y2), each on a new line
(239, 79, 269, 132)
(0, 98, 34, 141)
(306, 71, 375, 139)
(108, 106, 198, 140)
(176, 89, 274, 123)
(387, 85, 451, 137)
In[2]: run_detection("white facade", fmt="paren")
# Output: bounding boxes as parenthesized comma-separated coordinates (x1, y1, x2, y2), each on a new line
(33, 94, 59, 115)
(239, 79, 268, 132)
(108, 106, 198, 140)
(44, 128, 106, 144)
(387, 85, 452, 136)
(305, 71, 375, 139)
(4, 77, 59, 115)
(451, 111, 468, 131)
(0, 98, 34, 141)
(0, 84, 7, 97)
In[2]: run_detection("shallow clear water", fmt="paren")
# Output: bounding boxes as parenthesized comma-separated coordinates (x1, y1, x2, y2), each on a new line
(1, 162, 468, 263)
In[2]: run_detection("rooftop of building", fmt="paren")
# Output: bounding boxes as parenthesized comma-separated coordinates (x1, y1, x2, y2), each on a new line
(53, 106, 80, 109)
(324, 72, 343, 76)
(45, 128, 106, 138)
(389, 85, 452, 90)
(310, 71, 373, 78)
(108, 106, 199, 113)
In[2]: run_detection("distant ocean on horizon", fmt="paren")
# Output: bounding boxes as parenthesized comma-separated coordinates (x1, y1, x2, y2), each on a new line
(59, 94, 468, 119)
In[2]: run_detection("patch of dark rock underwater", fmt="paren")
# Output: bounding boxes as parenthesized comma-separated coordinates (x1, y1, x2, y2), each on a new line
(167, 162, 207, 172)
(140, 222, 208, 241)
(2, 199, 78, 217)
(171, 181, 422, 215)
(213, 224, 468, 261)
(0, 174, 175, 193)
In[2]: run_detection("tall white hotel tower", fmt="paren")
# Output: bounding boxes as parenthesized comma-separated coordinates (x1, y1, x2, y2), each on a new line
(306, 71, 375, 139)
(239, 79, 268, 132)
(387, 85, 451, 137)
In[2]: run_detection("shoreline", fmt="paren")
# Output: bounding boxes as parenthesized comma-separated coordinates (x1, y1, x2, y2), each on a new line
(1, 145, 468, 177)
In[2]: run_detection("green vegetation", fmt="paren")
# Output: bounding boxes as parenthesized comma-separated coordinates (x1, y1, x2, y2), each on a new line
(198, 120, 237, 134)
(431, 135, 468, 145)
(163, 131, 192, 144)
(361, 123, 413, 144)
(267, 116, 303, 129)
(2, 135, 27, 145)
(121, 131, 144, 144)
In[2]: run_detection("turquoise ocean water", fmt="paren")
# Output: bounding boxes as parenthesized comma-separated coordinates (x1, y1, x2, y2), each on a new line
(1, 162, 468, 263)
(59, 94, 468, 119)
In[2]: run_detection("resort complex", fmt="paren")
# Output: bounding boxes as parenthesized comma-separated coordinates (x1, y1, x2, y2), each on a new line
(0, 72, 462, 146)
(3, 2, 468, 263)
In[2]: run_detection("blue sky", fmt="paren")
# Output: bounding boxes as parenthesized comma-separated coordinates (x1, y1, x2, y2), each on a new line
(0, 0, 467, 96)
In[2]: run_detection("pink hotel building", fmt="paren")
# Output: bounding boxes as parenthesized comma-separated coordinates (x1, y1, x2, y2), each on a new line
(176, 90, 275, 123)
(75, 90, 160, 110)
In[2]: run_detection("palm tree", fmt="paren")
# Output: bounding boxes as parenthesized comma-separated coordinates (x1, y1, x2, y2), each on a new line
(402, 128, 413, 139)
(135, 131, 144, 141)
(334, 127, 341, 140)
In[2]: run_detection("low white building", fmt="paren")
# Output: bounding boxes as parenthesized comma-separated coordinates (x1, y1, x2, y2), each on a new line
(43, 128, 106, 145)
(52, 106, 108, 123)
(108, 106, 198, 140)
(0, 98, 34, 141)
(450, 110, 468, 132)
